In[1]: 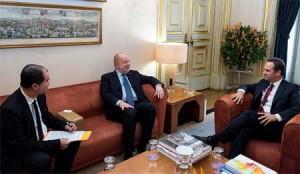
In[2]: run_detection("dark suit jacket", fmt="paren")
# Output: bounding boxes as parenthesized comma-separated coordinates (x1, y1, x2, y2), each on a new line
(241, 79, 300, 122)
(100, 70, 163, 114)
(0, 88, 66, 161)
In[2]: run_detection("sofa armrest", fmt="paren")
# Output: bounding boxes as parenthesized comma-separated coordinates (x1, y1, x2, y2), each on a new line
(280, 113, 300, 173)
(142, 84, 167, 136)
(214, 93, 253, 133)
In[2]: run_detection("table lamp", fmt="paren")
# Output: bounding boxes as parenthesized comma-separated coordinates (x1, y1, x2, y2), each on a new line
(156, 42, 188, 93)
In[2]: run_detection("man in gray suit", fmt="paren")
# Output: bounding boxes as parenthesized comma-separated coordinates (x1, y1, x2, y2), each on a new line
(193, 57, 300, 158)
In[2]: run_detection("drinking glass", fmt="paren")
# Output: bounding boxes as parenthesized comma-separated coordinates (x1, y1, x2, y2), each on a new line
(104, 156, 115, 171)
(147, 139, 159, 172)
(213, 146, 224, 159)
(183, 88, 195, 95)
(211, 146, 224, 174)
(148, 139, 159, 160)
(175, 145, 194, 174)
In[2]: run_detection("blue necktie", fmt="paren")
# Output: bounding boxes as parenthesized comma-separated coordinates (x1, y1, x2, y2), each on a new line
(122, 74, 135, 106)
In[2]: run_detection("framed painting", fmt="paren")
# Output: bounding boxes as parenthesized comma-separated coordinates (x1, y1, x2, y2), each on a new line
(0, 2, 102, 48)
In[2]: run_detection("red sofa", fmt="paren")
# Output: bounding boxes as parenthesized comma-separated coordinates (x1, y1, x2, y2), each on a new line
(0, 80, 167, 172)
(214, 93, 300, 173)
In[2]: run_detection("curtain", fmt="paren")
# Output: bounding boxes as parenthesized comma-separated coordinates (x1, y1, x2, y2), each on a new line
(273, 0, 300, 67)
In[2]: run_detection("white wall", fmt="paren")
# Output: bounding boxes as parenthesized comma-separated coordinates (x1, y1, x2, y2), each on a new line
(0, 0, 158, 95)
(228, 0, 274, 86)
(231, 0, 265, 30)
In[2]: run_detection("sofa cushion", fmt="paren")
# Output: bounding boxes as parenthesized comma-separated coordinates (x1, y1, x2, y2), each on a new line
(72, 114, 159, 170)
(72, 114, 122, 170)
(46, 81, 104, 118)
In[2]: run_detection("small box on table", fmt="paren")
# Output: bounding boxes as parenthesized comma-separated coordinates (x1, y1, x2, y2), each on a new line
(57, 110, 83, 130)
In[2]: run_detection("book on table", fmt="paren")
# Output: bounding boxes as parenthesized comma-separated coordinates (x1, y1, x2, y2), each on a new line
(223, 154, 277, 174)
(158, 131, 212, 164)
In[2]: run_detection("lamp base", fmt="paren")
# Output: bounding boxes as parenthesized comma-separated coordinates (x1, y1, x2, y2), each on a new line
(167, 78, 175, 93)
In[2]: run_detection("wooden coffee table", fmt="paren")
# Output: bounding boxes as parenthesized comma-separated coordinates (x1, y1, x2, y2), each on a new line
(98, 151, 228, 174)
(164, 86, 205, 133)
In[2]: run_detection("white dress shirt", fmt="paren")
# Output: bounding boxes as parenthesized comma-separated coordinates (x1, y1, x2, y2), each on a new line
(21, 88, 47, 139)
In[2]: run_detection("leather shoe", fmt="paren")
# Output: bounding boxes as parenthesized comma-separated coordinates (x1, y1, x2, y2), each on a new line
(192, 135, 211, 143)
(192, 135, 218, 147)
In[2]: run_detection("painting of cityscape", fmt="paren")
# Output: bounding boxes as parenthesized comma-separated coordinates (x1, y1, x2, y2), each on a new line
(0, 2, 102, 48)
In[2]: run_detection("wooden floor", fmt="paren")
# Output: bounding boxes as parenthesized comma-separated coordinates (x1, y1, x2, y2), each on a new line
(198, 89, 228, 111)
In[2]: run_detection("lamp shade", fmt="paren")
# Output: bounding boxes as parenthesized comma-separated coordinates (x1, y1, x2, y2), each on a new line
(156, 42, 188, 64)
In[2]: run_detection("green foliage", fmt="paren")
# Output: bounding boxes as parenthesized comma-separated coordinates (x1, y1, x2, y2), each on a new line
(221, 23, 268, 69)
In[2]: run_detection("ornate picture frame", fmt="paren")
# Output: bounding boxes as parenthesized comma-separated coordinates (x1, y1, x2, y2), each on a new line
(0, 2, 102, 48)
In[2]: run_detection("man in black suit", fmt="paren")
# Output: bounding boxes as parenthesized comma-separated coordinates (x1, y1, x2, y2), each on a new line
(193, 57, 300, 159)
(0, 64, 80, 173)
(100, 53, 165, 160)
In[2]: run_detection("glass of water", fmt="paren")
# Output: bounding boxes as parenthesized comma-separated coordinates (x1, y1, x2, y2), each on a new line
(175, 145, 194, 174)
(104, 156, 115, 171)
(211, 146, 224, 174)
(148, 139, 159, 160)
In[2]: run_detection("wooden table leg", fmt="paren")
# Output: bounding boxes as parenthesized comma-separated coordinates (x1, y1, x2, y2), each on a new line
(193, 94, 205, 122)
(164, 103, 183, 133)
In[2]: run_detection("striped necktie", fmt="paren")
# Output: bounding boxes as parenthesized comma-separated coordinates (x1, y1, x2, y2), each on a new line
(257, 84, 274, 112)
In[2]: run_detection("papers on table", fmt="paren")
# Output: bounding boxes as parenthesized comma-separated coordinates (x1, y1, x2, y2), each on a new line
(43, 131, 91, 142)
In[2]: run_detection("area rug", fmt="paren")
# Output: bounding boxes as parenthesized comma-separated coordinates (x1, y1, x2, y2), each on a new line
(184, 112, 215, 137)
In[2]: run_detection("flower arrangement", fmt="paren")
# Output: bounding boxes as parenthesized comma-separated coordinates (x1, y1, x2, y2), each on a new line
(221, 23, 268, 70)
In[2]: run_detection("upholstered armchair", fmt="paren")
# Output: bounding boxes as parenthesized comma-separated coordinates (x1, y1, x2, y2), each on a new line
(214, 93, 300, 173)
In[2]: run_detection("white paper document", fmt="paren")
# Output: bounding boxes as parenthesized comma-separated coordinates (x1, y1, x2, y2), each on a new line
(43, 131, 91, 142)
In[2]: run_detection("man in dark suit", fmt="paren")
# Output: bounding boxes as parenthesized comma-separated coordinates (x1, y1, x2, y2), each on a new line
(193, 57, 300, 159)
(0, 64, 80, 173)
(100, 53, 165, 160)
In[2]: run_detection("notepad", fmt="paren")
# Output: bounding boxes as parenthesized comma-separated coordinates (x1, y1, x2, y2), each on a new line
(43, 131, 91, 142)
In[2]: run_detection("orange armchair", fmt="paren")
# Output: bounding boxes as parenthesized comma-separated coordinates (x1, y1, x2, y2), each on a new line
(214, 93, 300, 173)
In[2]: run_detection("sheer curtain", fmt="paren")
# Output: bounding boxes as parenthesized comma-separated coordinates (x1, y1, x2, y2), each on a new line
(286, 11, 299, 84)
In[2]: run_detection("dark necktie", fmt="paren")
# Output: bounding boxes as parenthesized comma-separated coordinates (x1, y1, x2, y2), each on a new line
(33, 100, 44, 140)
(257, 84, 274, 112)
(122, 74, 135, 106)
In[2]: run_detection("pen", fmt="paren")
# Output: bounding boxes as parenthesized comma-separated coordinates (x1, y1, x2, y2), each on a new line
(66, 121, 72, 126)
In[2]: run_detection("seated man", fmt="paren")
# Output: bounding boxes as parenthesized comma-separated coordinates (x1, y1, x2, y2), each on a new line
(0, 64, 80, 173)
(100, 53, 165, 160)
(192, 57, 300, 159)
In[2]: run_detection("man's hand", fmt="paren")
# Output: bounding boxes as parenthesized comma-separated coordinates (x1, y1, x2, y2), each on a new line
(154, 85, 164, 99)
(119, 101, 134, 110)
(60, 138, 70, 150)
(65, 122, 77, 132)
(231, 91, 245, 104)
(258, 113, 277, 126)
